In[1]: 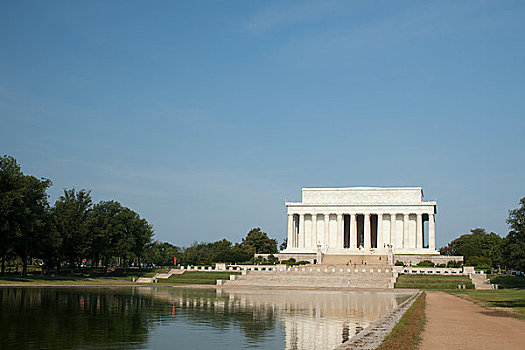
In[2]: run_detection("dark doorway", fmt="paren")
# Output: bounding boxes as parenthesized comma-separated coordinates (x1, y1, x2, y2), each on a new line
(371, 215, 378, 248)
(357, 214, 364, 248)
(343, 215, 350, 248)
(422, 214, 429, 248)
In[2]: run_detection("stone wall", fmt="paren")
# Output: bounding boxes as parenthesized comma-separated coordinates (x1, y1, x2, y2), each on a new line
(255, 253, 317, 263)
(394, 254, 463, 265)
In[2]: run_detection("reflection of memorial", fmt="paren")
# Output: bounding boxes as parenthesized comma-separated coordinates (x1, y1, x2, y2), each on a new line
(223, 290, 403, 350)
(137, 287, 409, 350)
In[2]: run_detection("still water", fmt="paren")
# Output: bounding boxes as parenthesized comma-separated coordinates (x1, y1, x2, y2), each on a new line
(0, 287, 413, 349)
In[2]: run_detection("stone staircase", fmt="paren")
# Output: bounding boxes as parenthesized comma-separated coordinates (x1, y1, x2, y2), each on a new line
(321, 254, 388, 266)
(136, 269, 184, 283)
(469, 274, 496, 290)
(220, 267, 395, 289)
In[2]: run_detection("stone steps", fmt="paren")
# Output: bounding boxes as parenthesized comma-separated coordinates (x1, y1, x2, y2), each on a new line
(222, 270, 394, 289)
(321, 254, 388, 266)
(136, 269, 184, 283)
(136, 277, 154, 283)
(469, 274, 495, 290)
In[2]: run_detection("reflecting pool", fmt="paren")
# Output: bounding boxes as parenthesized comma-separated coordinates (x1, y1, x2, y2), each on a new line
(0, 287, 413, 349)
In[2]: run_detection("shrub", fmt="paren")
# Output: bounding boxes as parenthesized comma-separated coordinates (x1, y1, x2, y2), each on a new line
(416, 260, 435, 267)
(395, 261, 405, 266)
(267, 254, 279, 265)
(281, 258, 296, 265)
(447, 260, 463, 268)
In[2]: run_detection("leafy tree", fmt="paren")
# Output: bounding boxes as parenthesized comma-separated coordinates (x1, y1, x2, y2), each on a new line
(503, 197, 525, 272)
(53, 189, 92, 275)
(13, 175, 52, 276)
(143, 241, 182, 266)
(128, 210, 154, 266)
(88, 201, 154, 273)
(241, 228, 278, 254)
(116, 207, 154, 270)
(228, 243, 252, 263)
(439, 228, 504, 268)
(0, 155, 24, 275)
(36, 214, 61, 274)
(1, 156, 53, 276)
(279, 238, 287, 251)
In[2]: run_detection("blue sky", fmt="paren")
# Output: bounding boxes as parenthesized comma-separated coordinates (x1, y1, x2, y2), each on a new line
(1, 1, 524, 248)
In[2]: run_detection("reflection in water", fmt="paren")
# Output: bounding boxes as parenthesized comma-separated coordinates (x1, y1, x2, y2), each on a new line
(0, 287, 412, 349)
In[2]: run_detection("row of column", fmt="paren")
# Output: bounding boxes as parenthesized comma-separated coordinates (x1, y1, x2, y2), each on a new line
(287, 213, 435, 251)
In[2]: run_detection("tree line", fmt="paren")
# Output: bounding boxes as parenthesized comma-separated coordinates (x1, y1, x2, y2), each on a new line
(1, 155, 280, 276)
(440, 197, 525, 272)
(143, 227, 279, 267)
(0, 155, 154, 276)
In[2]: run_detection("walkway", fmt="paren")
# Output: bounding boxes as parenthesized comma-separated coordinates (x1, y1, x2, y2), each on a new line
(420, 291, 524, 350)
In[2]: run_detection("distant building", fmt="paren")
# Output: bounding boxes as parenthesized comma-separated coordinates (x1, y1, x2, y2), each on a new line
(278, 187, 443, 262)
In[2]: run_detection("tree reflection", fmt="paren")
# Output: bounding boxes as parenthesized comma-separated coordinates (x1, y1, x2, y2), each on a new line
(0, 287, 278, 349)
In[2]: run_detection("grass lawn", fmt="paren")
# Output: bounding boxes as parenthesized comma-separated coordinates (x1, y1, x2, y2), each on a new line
(377, 292, 426, 350)
(0, 267, 165, 285)
(449, 289, 525, 319)
(0, 274, 135, 285)
(395, 274, 474, 290)
(0, 269, 239, 286)
(157, 271, 240, 285)
(487, 274, 525, 289)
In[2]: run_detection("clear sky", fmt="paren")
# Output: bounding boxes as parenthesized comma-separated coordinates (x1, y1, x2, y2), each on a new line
(1, 1, 524, 248)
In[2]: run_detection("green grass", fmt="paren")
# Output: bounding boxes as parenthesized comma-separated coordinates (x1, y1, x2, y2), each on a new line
(0, 267, 165, 285)
(0, 269, 240, 286)
(486, 274, 525, 289)
(377, 292, 426, 350)
(0, 274, 134, 285)
(449, 289, 525, 319)
(156, 271, 240, 285)
(395, 274, 474, 290)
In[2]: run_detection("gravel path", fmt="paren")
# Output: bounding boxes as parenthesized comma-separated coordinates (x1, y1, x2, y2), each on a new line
(420, 291, 525, 350)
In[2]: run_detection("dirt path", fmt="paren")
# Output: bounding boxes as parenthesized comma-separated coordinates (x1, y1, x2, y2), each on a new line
(420, 291, 525, 350)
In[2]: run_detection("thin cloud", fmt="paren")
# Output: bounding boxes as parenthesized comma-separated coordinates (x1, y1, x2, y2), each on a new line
(245, 0, 347, 34)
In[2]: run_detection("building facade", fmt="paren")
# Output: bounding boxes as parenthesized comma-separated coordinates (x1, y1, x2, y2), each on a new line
(282, 187, 438, 256)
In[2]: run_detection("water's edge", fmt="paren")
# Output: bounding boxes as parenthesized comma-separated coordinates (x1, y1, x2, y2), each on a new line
(336, 290, 422, 350)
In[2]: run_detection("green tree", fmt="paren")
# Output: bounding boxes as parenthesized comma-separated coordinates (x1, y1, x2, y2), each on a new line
(87, 201, 123, 274)
(241, 228, 278, 254)
(503, 197, 525, 272)
(439, 228, 504, 268)
(53, 189, 92, 275)
(0, 155, 24, 275)
(116, 207, 154, 271)
(279, 238, 287, 251)
(88, 201, 154, 273)
(143, 241, 182, 266)
(10, 175, 52, 276)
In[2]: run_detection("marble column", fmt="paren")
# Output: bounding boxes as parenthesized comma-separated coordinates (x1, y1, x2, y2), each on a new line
(311, 214, 318, 248)
(416, 214, 423, 249)
(390, 214, 396, 246)
(403, 214, 409, 249)
(336, 214, 343, 249)
(324, 214, 330, 247)
(350, 214, 357, 249)
(429, 213, 436, 250)
(364, 214, 371, 249)
(298, 214, 305, 248)
(287, 214, 293, 249)
(377, 214, 383, 249)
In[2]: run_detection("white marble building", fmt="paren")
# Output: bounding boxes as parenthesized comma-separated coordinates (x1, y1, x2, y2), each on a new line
(282, 187, 438, 255)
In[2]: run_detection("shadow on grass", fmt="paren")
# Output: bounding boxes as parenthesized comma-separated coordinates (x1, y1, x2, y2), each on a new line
(492, 300, 525, 308)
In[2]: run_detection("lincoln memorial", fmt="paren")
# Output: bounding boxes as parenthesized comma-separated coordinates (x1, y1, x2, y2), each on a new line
(282, 187, 438, 257)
